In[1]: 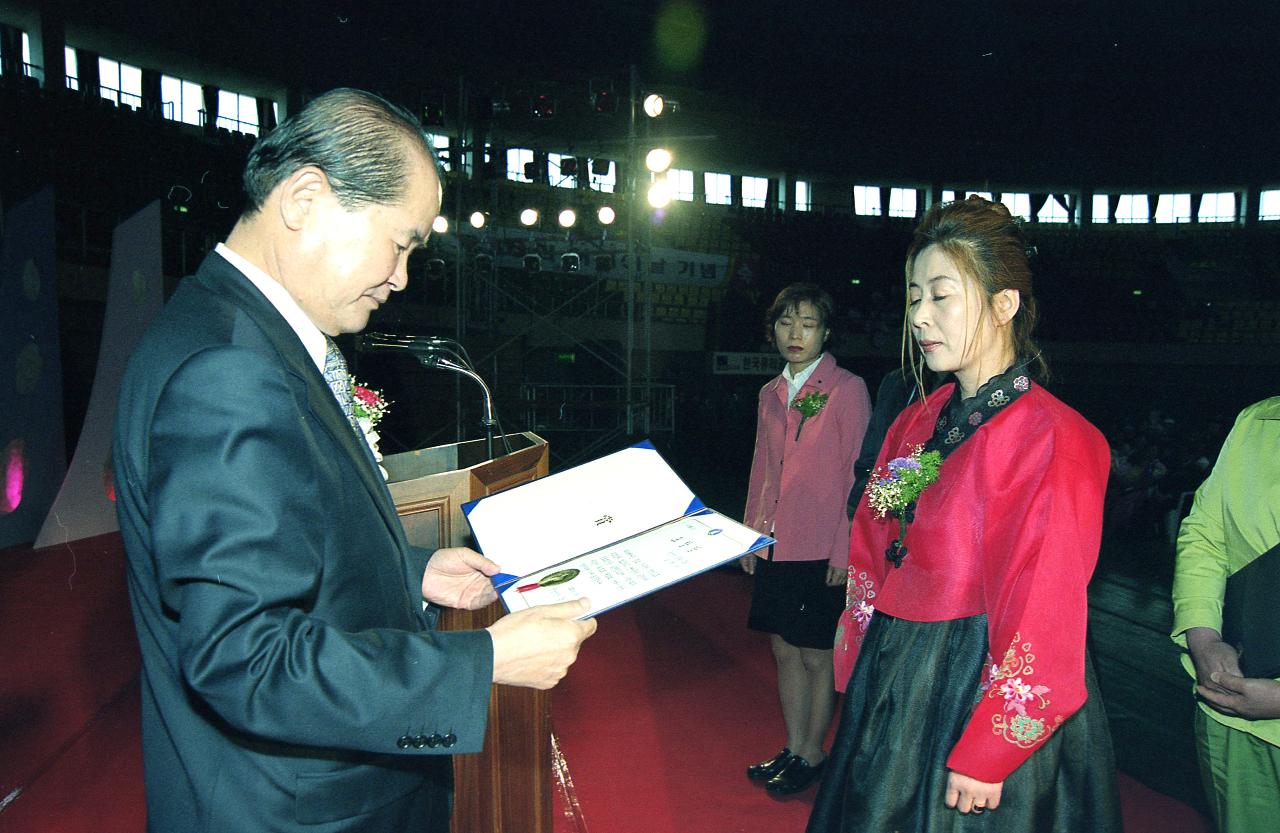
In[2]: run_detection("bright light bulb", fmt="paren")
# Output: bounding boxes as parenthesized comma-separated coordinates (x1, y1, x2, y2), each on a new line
(432, 215, 449, 234)
(597, 206, 616, 225)
(520, 208, 539, 226)
(643, 94, 665, 118)
(647, 180, 673, 208)
(558, 208, 577, 228)
(645, 148, 672, 173)
(469, 211, 487, 229)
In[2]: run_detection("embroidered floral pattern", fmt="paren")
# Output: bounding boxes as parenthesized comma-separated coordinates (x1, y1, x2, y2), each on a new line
(1013, 375, 1030, 392)
(968, 411, 983, 426)
(988, 389, 1010, 408)
(983, 632, 1059, 749)
(847, 569, 877, 632)
(944, 426, 964, 445)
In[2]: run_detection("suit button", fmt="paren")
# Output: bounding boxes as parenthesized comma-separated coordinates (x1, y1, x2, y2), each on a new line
(413, 734, 428, 748)
(397, 735, 413, 749)
(442, 733, 457, 748)
(427, 733, 443, 748)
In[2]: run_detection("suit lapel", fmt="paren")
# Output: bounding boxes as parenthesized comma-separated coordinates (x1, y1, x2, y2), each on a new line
(193, 255, 408, 549)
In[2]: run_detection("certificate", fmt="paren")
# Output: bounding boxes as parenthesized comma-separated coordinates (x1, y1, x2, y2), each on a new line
(462, 441, 774, 618)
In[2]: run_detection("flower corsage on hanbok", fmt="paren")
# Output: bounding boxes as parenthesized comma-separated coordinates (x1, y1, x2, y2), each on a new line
(351, 379, 391, 479)
(790, 390, 829, 440)
(866, 444, 941, 568)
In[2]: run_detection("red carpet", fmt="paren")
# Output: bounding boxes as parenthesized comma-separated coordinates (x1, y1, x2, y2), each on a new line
(550, 567, 1214, 833)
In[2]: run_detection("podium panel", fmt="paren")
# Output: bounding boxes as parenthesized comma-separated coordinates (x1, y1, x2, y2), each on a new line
(385, 433, 551, 833)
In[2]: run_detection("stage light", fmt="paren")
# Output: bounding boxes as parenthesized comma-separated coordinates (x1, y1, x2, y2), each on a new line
(591, 158, 612, 176)
(643, 94, 665, 118)
(594, 254, 615, 273)
(645, 148, 672, 173)
(425, 258, 446, 277)
(598, 206, 616, 225)
(523, 254, 542, 272)
(648, 179, 673, 208)
(531, 94, 556, 118)
(469, 211, 487, 229)
(432, 215, 449, 234)
(558, 208, 577, 228)
(520, 208, 540, 226)
(560, 157, 579, 177)
(592, 80, 619, 115)
(475, 253, 494, 271)
(561, 253, 581, 272)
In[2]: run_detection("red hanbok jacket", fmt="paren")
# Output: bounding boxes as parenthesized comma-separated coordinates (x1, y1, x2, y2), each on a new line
(744, 353, 871, 568)
(833, 381, 1110, 782)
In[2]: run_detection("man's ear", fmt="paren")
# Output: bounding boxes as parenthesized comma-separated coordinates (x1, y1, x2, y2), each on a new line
(278, 167, 329, 231)
(993, 288, 1021, 327)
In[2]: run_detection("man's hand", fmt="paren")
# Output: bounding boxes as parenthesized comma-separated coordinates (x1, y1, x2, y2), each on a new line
(945, 770, 1003, 814)
(739, 554, 757, 575)
(1198, 672, 1280, 720)
(421, 547, 500, 610)
(486, 599, 598, 690)
(1186, 627, 1242, 697)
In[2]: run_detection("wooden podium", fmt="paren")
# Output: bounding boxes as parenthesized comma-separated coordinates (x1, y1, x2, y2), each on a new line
(383, 432, 552, 833)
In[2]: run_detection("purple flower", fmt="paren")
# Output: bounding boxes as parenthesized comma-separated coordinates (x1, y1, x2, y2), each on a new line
(888, 457, 921, 472)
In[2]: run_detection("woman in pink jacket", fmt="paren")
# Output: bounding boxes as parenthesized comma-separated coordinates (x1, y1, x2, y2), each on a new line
(741, 284, 871, 795)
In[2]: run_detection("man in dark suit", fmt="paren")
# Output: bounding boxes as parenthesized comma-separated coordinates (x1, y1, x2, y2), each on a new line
(113, 88, 596, 832)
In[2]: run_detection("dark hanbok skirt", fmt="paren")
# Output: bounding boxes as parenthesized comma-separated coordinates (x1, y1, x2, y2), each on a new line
(806, 612, 1123, 833)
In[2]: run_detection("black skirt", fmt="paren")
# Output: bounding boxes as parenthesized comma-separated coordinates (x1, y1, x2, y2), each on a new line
(747, 555, 845, 650)
(806, 612, 1122, 833)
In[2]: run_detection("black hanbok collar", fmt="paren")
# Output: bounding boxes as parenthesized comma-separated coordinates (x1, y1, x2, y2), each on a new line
(924, 361, 1036, 461)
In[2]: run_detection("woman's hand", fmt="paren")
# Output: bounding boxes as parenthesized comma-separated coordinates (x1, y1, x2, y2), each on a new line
(825, 564, 844, 586)
(739, 554, 757, 575)
(945, 770, 1003, 814)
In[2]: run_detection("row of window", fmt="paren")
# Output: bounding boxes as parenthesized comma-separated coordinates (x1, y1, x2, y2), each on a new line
(1, 30, 269, 134)
(853, 187, 1245, 224)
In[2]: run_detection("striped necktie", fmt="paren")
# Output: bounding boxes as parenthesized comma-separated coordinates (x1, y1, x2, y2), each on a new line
(322, 337, 358, 430)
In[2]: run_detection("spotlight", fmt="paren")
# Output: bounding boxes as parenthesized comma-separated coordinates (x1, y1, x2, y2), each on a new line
(560, 157, 579, 177)
(558, 208, 577, 228)
(591, 82, 619, 115)
(531, 94, 556, 118)
(594, 254, 615, 273)
(591, 158, 612, 176)
(469, 211, 487, 229)
(643, 94, 679, 118)
(474, 253, 494, 271)
(561, 253, 581, 272)
(645, 148, 672, 173)
(598, 206, 616, 225)
(432, 215, 449, 234)
(520, 208, 540, 226)
(426, 258, 446, 277)
(523, 254, 542, 272)
(648, 178, 673, 208)
(523, 160, 545, 182)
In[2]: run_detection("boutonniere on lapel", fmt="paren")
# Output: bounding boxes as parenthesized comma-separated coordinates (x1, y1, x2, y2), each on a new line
(352, 378, 391, 479)
(790, 390, 830, 441)
(867, 445, 942, 568)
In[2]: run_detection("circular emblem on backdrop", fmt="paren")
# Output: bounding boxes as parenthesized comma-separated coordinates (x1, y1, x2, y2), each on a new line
(15, 342, 42, 395)
(131, 269, 148, 302)
(22, 259, 41, 301)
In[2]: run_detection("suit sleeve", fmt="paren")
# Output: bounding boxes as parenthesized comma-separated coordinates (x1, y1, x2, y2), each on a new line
(743, 387, 772, 534)
(826, 375, 872, 571)
(146, 346, 493, 755)
(945, 423, 1108, 782)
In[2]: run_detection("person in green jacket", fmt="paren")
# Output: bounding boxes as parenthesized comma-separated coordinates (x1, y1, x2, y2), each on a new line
(1172, 396, 1280, 833)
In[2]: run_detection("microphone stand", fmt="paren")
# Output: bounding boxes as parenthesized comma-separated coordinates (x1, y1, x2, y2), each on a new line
(418, 354, 498, 462)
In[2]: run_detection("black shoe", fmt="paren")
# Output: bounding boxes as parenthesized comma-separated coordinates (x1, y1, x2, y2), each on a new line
(746, 747, 794, 782)
(764, 755, 825, 795)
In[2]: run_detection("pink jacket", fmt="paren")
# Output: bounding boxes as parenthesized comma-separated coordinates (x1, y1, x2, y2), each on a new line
(744, 353, 871, 568)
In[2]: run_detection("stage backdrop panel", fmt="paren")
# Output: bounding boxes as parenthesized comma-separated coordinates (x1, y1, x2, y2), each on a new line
(35, 201, 163, 548)
(0, 187, 65, 550)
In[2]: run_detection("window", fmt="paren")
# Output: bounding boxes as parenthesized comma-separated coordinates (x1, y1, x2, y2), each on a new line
(1037, 195, 1070, 223)
(99, 56, 143, 108)
(742, 175, 769, 208)
(888, 188, 917, 218)
(507, 148, 534, 182)
(64, 46, 78, 90)
(853, 185, 881, 216)
(1000, 193, 1031, 221)
(669, 168, 695, 201)
(967, 191, 993, 201)
(21, 31, 35, 79)
(588, 159, 615, 193)
(1114, 194, 1150, 223)
(161, 75, 203, 125)
(548, 153, 576, 188)
(705, 172, 732, 205)
(1198, 192, 1236, 223)
(1092, 194, 1111, 223)
(1154, 194, 1192, 223)
(217, 89, 260, 135)
(942, 190, 957, 203)
(425, 134, 451, 172)
(795, 180, 811, 212)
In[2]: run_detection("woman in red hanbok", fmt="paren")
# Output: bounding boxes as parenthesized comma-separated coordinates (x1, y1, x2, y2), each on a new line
(807, 196, 1122, 832)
